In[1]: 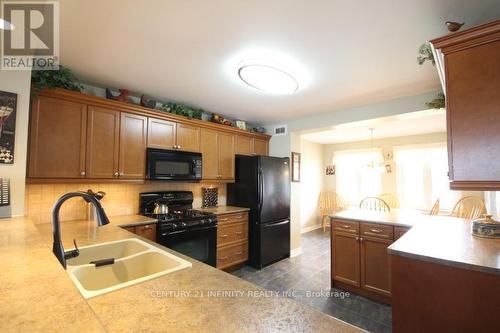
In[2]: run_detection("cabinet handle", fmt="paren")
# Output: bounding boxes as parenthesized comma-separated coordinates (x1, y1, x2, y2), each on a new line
(219, 256, 228, 261)
(177, 145, 181, 149)
(355, 236, 359, 241)
(220, 218, 228, 222)
(234, 215, 243, 219)
(370, 229, 382, 233)
(235, 251, 243, 255)
(221, 234, 228, 238)
(341, 225, 351, 229)
(114, 172, 119, 177)
(360, 237, 364, 243)
(235, 231, 242, 235)
(119, 171, 124, 176)
(80, 171, 86, 176)
(143, 225, 150, 229)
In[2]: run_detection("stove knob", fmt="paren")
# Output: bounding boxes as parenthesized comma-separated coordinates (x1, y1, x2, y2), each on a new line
(180, 222, 187, 227)
(171, 223, 178, 229)
(200, 219, 206, 225)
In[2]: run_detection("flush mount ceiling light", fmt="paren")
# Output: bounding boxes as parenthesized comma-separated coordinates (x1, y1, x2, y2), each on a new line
(0, 19, 14, 30)
(238, 62, 299, 94)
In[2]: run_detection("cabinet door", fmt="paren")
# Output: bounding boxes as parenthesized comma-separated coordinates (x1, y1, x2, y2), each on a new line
(119, 113, 147, 179)
(253, 138, 268, 156)
(218, 132, 235, 180)
(360, 236, 392, 296)
(176, 123, 200, 152)
(28, 97, 87, 178)
(134, 224, 156, 242)
(332, 232, 360, 286)
(200, 128, 218, 179)
(147, 118, 176, 149)
(86, 106, 120, 178)
(446, 40, 500, 185)
(235, 135, 253, 156)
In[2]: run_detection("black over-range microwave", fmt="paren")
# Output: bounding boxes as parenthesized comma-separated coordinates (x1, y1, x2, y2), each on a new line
(146, 148, 202, 181)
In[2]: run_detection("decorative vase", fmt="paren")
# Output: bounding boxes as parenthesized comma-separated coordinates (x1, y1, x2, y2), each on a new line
(202, 187, 218, 208)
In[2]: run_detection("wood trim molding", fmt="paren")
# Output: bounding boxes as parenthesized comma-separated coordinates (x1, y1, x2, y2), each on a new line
(431, 19, 500, 54)
(37, 89, 271, 140)
(450, 180, 500, 191)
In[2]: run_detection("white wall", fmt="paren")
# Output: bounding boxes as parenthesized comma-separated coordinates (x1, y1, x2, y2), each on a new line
(0, 70, 31, 217)
(299, 139, 324, 231)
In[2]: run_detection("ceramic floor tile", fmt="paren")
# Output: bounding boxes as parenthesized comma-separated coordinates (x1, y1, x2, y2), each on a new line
(231, 228, 393, 332)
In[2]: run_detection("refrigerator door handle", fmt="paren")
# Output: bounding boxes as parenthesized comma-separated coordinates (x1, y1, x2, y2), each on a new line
(258, 168, 263, 211)
(263, 220, 289, 227)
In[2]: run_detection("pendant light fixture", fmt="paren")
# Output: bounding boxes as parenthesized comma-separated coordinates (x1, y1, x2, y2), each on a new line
(365, 128, 386, 174)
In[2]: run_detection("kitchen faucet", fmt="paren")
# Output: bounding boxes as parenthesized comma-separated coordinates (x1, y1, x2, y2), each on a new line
(52, 191, 110, 269)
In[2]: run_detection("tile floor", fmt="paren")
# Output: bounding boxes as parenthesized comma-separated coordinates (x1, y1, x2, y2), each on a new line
(231, 228, 392, 333)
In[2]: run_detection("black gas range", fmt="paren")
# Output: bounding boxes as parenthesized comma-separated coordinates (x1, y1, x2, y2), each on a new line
(140, 191, 218, 266)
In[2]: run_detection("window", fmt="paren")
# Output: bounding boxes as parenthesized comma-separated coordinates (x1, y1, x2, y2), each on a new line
(333, 149, 383, 206)
(394, 144, 460, 211)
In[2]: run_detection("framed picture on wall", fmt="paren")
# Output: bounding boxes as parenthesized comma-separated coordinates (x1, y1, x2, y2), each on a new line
(291, 152, 301, 182)
(0, 90, 17, 164)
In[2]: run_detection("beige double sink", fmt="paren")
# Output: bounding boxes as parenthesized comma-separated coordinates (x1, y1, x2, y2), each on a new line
(66, 238, 192, 299)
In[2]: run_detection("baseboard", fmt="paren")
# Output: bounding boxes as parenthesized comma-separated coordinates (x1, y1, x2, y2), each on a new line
(301, 223, 322, 234)
(290, 247, 303, 257)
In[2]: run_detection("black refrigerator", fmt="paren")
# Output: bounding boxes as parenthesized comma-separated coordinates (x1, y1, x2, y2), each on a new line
(227, 155, 290, 269)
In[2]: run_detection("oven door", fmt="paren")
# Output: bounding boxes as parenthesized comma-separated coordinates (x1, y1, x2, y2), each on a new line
(159, 226, 217, 266)
(147, 148, 202, 181)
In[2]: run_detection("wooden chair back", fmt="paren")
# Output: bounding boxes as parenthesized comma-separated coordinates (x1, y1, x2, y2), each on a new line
(450, 196, 485, 220)
(359, 197, 391, 212)
(429, 198, 440, 216)
(378, 194, 399, 208)
(318, 191, 344, 216)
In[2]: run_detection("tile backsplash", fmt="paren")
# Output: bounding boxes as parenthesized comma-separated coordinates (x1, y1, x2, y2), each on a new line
(25, 182, 226, 224)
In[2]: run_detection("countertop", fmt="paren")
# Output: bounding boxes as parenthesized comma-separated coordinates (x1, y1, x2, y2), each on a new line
(331, 209, 500, 275)
(1, 215, 361, 333)
(198, 205, 250, 215)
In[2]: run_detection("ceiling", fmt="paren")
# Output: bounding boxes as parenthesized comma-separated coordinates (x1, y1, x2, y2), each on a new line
(59, 1, 500, 124)
(300, 109, 446, 144)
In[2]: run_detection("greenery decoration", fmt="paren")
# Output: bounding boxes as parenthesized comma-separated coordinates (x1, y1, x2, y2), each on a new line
(425, 92, 445, 109)
(417, 42, 444, 109)
(157, 102, 203, 120)
(31, 66, 84, 97)
(417, 43, 435, 66)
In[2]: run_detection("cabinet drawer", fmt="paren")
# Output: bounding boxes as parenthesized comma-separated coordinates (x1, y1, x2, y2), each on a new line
(217, 212, 248, 225)
(217, 222, 248, 247)
(217, 242, 248, 269)
(394, 226, 410, 240)
(361, 223, 394, 240)
(332, 219, 360, 234)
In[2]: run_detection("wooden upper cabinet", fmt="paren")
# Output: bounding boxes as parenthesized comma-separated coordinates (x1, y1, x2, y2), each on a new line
(200, 128, 219, 179)
(86, 106, 120, 178)
(431, 19, 500, 190)
(176, 123, 200, 152)
(218, 132, 235, 179)
(28, 97, 87, 178)
(254, 138, 268, 156)
(236, 135, 253, 156)
(119, 113, 147, 179)
(147, 118, 176, 150)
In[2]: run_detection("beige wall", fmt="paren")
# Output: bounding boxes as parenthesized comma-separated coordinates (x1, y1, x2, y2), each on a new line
(0, 70, 31, 217)
(299, 139, 324, 230)
(26, 182, 226, 224)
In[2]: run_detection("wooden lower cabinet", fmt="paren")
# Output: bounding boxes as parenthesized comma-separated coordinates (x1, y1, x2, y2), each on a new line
(122, 224, 156, 242)
(394, 226, 410, 240)
(216, 212, 249, 270)
(331, 219, 394, 303)
(360, 236, 392, 297)
(332, 232, 360, 286)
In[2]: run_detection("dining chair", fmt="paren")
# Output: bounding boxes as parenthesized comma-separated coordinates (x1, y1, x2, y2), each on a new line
(429, 198, 440, 216)
(318, 191, 345, 231)
(450, 196, 485, 220)
(359, 197, 391, 212)
(378, 193, 399, 208)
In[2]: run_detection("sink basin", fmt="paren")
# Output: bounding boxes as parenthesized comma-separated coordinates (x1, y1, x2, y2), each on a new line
(66, 238, 149, 266)
(66, 238, 192, 299)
